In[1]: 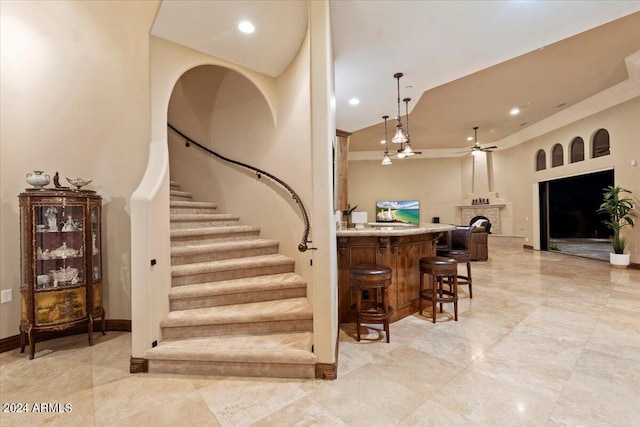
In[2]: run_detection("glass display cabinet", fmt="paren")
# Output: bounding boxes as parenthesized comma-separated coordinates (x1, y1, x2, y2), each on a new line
(18, 188, 104, 359)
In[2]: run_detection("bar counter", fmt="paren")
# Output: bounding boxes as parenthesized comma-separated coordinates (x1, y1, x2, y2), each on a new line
(336, 223, 455, 323)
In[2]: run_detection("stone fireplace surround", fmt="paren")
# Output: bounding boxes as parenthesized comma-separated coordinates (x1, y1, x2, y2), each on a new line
(456, 192, 508, 235)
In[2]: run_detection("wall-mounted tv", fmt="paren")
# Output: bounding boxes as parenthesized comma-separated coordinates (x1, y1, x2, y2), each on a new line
(375, 200, 420, 224)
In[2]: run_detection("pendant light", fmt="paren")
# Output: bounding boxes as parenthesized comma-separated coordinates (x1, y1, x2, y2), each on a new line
(381, 115, 392, 165)
(391, 73, 408, 144)
(399, 97, 415, 157)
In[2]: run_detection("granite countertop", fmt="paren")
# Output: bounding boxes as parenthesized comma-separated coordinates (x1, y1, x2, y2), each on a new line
(336, 223, 455, 237)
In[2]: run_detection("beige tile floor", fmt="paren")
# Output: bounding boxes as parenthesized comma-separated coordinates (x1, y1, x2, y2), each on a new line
(1, 245, 639, 426)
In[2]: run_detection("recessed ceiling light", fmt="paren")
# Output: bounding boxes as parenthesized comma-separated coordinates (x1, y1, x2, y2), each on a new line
(510, 107, 520, 116)
(238, 21, 255, 34)
(467, 136, 474, 141)
(349, 98, 360, 106)
(380, 139, 386, 144)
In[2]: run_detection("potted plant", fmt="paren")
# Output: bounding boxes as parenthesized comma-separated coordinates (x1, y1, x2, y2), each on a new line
(342, 204, 358, 228)
(597, 185, 636, 268)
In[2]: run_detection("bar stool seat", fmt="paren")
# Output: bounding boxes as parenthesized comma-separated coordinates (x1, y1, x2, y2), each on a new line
(419, 256, 458, 323)
(350, 264, 393, 342)
(436, 226, 475, 298)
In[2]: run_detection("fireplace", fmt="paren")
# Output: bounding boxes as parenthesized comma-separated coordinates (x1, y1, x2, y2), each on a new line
(470, 215, 492, 234)
(461, 206, 502, 234)
(457, 191, 508, 235)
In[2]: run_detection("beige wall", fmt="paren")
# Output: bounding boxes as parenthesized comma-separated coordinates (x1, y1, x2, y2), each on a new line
(348, 157, 464, 225)
(0, 0, 160, 339)
(349, 96, 640, 263)
(167, 58, 312, 270)
(491, 96, 640, 260)
(162, 20, 338, 362)
(131, 37, 283, 358)
(137, 7, 338, 363)
(308, 0, 339, 364)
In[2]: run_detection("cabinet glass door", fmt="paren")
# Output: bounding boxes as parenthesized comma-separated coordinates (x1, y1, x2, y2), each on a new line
(91, 205, 102, 312)
(34, 204, 85, 290)
(33, 204, 87, 326)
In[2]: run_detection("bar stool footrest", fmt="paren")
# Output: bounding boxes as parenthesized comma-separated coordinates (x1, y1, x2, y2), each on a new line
(351, 303, 393, 321)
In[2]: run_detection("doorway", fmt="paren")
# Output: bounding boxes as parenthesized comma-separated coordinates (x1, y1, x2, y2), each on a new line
(539, 169, 614, 260)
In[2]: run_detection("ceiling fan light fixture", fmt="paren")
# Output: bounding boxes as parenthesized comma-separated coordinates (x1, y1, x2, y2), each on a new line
(402, 144, 415, 156)
(382, 153, 392, 165)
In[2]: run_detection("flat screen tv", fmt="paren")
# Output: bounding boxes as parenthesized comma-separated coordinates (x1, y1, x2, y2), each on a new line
(375, 200, 420, 224)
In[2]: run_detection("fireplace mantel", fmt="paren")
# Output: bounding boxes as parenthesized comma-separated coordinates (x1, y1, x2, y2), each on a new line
(455, 203, 505, 208)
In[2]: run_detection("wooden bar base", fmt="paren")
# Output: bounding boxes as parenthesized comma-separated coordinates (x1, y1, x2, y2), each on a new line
(337, 225, 454, 324)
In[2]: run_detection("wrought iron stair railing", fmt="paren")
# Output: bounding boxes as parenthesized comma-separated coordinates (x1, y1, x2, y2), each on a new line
(168, 123, 314, 252)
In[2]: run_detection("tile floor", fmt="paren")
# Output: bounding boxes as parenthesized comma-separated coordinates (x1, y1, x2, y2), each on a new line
(1, 245, 639, 426)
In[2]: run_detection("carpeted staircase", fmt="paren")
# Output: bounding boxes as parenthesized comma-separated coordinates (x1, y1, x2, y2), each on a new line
(144, 181, 316, 378)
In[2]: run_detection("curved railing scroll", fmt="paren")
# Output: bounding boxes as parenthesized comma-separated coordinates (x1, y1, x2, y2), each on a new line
(168, 123, 314, 252)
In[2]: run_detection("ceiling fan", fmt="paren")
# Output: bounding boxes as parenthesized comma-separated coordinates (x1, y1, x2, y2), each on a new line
(466, 126, 497, 154)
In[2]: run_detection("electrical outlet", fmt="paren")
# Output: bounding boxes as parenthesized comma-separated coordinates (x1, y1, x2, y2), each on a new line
(1, 289, 13, 303)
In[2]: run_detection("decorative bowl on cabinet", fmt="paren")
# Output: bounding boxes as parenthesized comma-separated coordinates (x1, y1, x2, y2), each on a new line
(26, 171, 50, 188)
(66, 177, 92, 189)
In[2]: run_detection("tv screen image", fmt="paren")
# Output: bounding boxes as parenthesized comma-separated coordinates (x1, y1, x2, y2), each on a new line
(375, 200, 420, 224)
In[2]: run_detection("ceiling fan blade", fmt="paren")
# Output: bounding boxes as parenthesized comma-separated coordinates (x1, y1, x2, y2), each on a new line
(484, 145, 498, 149)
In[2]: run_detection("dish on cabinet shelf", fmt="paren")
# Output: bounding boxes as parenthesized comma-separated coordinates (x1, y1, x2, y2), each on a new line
(50, 266, 79, 283)
(48, 242, 82, 259)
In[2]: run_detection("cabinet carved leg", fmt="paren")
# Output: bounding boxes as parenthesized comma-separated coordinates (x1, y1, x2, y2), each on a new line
(88, 315, 94, 346)
(19, 325, 25, 353)
(28, 326, 35, 360)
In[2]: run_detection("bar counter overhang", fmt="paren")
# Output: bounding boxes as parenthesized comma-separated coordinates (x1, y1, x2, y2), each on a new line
(336, 223, 455, 324)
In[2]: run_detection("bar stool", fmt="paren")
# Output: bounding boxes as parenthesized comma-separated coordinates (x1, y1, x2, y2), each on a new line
(350, 264, 393, 343)
(419, 256, 458, 323)
(436, 226, 475, 298)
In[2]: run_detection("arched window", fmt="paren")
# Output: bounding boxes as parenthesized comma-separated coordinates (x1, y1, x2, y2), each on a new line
(551, 144, 564, 167)
(535, 149, 546, 171)
(592, 128, 610, 158)
(570, 137, 584, 163)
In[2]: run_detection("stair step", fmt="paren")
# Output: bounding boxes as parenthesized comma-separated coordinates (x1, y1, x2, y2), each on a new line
(159, 182, 315, 379)
(170, 272, 306, 310)
(160, 298, 313, 339)
(170, 200, 218, 214)
(171, 239, 279, 265)
(170, 213, 240, 229)
(171, 254, 294, 286)
(171, 225, 261, 246)
(170, 190, 193, 201)
(145, 332, 316, 378)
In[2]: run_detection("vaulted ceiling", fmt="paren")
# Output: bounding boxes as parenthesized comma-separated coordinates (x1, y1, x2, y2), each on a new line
(152, 1, 640, 153)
